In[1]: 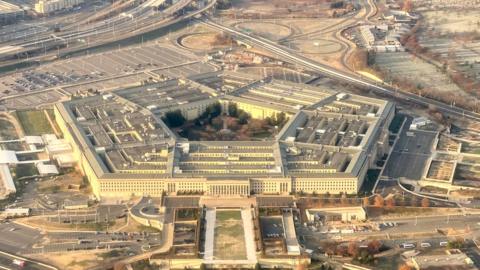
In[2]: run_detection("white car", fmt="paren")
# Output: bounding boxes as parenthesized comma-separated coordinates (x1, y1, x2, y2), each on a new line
(439, 241, 448, 247)
(401, 243, 415, 249)
(420, 242, 431, 248)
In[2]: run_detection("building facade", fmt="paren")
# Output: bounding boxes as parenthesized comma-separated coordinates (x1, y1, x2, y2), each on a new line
(54, 78, 394, 200)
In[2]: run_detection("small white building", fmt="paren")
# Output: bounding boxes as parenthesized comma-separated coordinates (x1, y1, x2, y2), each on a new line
(0, 164, 15, 199)
(24, 136, 44, 146)
(411, 250, 475, 270)
(64, 198, 89, 210)
(36, 163, 59, 176)
(306, 207, 367, 222)
(410, 117, 431, 130)
(45, 139, 72, 156)
(3, 208, 30, 217)
(54, 153, 76, 168)
(283, 212, 301, 255)
(0, 150, 18, 164)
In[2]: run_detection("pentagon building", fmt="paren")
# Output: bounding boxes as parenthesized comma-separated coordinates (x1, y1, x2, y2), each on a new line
(54, 76, 395, 200)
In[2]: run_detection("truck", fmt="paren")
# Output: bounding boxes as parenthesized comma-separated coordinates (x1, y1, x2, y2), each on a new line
(12, 259, 25, 267)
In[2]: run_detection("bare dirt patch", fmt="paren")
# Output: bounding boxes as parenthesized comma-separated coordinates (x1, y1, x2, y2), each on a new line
(236, 21, 292, 41)
(292, 38, 343, 54)
(31, 253, 105, 270)
(213, 210, 246, 260)
(180, 32, 233, 51)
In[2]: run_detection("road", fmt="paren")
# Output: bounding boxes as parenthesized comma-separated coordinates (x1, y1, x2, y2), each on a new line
(0, 251, 56, 270)
(299, 213, 480, 267)
(0, 0, 196, 62)
(300, 213, 480, 241)
(0, 222, 42, 254)
(200, 17, 480, 122)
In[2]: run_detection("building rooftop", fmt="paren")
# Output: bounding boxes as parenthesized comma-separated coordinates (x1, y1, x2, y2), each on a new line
(0, 0, 22, 15)
(231, 79, 334, 111)
(412, 252, 476, 270)
(56, 74, 393, 181)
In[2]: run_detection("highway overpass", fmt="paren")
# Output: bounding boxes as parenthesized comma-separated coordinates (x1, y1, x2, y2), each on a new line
(200, 17, 480, 123)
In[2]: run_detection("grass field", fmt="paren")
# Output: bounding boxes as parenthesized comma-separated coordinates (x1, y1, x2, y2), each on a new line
(214, 210, 246, 260)
(14, 164, 38, 179)
(15, 110, 53, 136)
(175, 208, 199, 221)
(0, 117, 18, 140)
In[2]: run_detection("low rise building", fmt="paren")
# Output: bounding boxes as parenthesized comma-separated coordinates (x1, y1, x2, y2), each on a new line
(63, 198, 89, 209)
(36, 163, 59, 176)
(3, 208, 31, 217)
(0, 164, 15, 199)
(306, 206, 367, 222)
(411, 250, 476, 270)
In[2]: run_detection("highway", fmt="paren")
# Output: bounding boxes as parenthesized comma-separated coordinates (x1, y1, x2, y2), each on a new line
(0, 0, 196, 61)
(200, 17, 480, 122)
(0, 251, 56, 270)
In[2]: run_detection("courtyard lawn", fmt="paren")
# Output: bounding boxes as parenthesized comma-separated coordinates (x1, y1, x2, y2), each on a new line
(213, 210, 246, 260)
(15, 110, 53, 136)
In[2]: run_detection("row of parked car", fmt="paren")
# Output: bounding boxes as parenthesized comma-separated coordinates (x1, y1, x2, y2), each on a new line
(400, 241, 448, 249)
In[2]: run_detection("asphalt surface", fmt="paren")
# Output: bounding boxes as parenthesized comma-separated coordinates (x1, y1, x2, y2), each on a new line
(0, 222, 42, 254)
(383, 117, 437, 180)
(299, 214, 480, 250)
(0, 252, 53, 270)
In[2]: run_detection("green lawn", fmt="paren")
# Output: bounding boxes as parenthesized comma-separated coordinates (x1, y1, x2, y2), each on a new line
(216, 210, 242, 221)
(71, 221, 116, 231)
(175, 208, 199, 221)
(15, 110, 53, 135)
(13, 164, 38, 179)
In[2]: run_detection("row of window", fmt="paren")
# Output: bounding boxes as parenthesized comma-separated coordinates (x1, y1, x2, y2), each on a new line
(100, 178, 356, 193)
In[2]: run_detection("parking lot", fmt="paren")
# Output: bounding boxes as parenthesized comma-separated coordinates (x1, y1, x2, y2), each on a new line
(0, 218, 162, 256)
(0, 42, 217, 108)
(0, 222, 42, 254)
(1, 89, 66, 109)
(260, 216, 284, 238)
(383, 117, 438, 180)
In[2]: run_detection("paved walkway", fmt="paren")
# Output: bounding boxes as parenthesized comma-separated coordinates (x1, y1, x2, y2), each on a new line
(200, 197, 256, 208)
(203, 208, 216, 261)
(241, 208, 256, 262)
